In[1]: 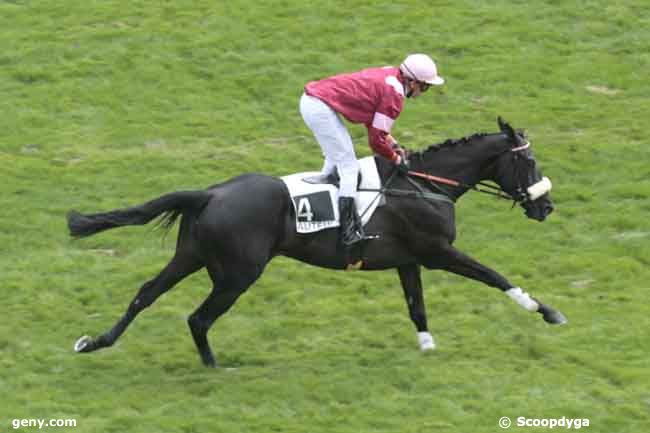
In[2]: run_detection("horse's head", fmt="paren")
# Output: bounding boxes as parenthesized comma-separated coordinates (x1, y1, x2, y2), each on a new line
(493, 117, 554, 222)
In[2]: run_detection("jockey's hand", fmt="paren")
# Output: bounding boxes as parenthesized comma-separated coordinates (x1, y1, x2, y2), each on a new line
(394, 154, 409, 175)
(389, 135, 406, 152)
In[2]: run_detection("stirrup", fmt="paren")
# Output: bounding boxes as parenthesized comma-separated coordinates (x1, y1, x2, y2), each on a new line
(341, 225, 374, 245)
(342, 231, 363, 246)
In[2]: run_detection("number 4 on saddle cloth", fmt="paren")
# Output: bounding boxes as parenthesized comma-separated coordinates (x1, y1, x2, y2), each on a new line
(280, 157, 383, 234)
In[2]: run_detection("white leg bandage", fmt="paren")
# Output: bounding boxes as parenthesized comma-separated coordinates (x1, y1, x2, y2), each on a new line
(417, 332, 436, 351)
(506, 287, 539, 312)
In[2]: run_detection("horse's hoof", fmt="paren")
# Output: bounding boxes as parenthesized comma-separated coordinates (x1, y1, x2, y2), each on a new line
(542, 309, 568, 325)
(74, 335, 93, 353)
(200, 354, 217, 368)
(203, 359, 217, 368)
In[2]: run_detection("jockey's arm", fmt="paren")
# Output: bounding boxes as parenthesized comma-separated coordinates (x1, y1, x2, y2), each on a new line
(367, 125, 400, 163)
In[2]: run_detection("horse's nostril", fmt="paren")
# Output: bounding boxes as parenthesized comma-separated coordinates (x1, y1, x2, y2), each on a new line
(545, 204, 554, 215)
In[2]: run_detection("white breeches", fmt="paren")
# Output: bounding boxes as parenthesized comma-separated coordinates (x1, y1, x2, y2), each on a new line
(300, 93, 360, 198)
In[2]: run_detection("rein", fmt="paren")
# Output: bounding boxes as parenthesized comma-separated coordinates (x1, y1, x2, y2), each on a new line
(406, 170, 515, 201)
(357, 170, 454, 210)
(358, 167, 512, 208)
(359, 139, 536, 209)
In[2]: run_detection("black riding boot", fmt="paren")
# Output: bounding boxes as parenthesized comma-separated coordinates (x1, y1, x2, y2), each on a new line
(338, 197, 368, 246)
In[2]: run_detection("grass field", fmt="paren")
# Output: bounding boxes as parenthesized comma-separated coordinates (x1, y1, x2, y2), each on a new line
(2, 1, 649, 432)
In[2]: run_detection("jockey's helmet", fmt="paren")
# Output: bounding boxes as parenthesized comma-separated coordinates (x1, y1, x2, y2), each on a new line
(400, 54, 445, 86)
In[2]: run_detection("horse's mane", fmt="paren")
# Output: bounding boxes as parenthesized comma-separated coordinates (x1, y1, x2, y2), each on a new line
(409, 132, 492, 158)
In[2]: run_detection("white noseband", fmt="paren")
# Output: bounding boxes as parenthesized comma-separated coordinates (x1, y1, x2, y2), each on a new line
(527, 177, 552, 201)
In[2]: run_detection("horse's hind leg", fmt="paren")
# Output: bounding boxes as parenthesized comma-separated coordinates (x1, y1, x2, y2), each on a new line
(188, 260, 266, 367)
(74, 253, 203, 354)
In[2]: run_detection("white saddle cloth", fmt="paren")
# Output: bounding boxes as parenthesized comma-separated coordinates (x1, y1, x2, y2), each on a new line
(281, 156, 382, 234)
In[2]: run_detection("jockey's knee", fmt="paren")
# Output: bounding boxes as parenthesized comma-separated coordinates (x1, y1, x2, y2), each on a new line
(337, 160, 360, 197)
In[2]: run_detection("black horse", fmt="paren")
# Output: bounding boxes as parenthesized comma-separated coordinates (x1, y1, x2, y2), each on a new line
(69, 118, 566, 367)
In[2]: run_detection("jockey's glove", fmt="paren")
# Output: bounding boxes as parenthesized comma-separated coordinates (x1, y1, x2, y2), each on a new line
(395, 155, 410, 175)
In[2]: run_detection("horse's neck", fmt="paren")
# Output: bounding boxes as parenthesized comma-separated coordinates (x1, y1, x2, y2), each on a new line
(415, 134, 510, 196)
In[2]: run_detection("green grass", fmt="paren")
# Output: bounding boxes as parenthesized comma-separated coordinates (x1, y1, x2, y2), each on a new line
(2, 1, 649, 432)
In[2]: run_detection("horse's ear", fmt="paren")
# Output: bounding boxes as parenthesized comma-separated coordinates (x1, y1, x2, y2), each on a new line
(497, 116, 515, 139)
(498, 116, 506, 132)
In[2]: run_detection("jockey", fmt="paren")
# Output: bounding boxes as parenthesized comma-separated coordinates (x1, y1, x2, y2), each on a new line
(300, 53, 445, 247)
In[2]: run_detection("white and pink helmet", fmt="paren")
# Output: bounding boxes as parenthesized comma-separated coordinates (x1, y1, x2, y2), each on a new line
(400, 54, 445, 85)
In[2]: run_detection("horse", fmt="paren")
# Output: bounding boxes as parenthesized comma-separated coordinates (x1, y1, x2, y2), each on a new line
(68, 117, 566, 367)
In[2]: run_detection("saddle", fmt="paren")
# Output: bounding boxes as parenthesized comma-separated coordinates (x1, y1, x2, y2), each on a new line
(280, 156, 383, 235)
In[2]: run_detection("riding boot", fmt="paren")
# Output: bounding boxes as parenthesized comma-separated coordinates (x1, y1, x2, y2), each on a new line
(338, 197, 369, 246)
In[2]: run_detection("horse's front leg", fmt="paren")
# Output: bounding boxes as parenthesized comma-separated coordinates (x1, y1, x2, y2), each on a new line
(424, 245, 567, 325)
(397, 264, 435, 351)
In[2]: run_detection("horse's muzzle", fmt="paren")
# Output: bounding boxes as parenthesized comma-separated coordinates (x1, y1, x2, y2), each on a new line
(523, 196, 554, 222)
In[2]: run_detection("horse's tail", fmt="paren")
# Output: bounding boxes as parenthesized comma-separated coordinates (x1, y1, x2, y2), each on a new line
(67, 190, 212, 238)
